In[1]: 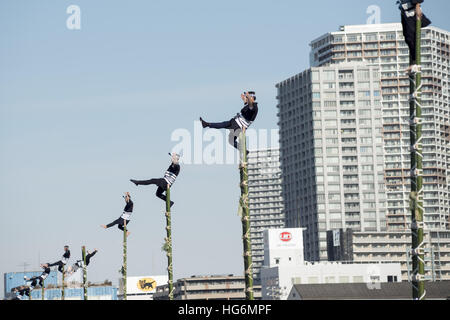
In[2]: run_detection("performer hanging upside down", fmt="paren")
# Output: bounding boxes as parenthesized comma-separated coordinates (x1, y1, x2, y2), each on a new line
(130, 153, 181, 208)
(11, 286, 30, 300)
(66, 249, 98, 276)
(43, 245, 70, 273)
(199, 91, 258, 154)
(24, 265, 51, 289)
(101, 193, 133, 236)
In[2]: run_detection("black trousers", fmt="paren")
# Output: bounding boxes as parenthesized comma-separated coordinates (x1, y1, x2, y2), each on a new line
(47, 261, 66, 273)
(401, 13, 431, 65)
(208, 119, 241, 149)
(27, 276, 44, 288)
(85, 250, 97, 266)
(134, 178, 170, 203)
(209, 118, 240, 130)
(18, 287, 30, 297)
(106, 217, 130, 231)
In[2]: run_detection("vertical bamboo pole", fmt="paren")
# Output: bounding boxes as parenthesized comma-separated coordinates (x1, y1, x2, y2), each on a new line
(61, 265, 65, 300)
(165, 186, 174, 300)
(82, 246, 88, 300)
(238, 130, 254, 300)
(123, 221, 127, 300)
(410, 13, 425, 300)
(41, 279, 45, 300)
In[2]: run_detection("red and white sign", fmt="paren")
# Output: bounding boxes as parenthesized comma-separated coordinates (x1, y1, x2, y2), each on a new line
(279, 232, 292, 242)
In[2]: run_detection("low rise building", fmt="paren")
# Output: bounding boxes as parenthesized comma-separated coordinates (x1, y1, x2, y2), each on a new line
(4, 271, 117, 300)
(260, 228, 402, 300)
(287, 282, 450, 300)
(153, 275, 262, 300)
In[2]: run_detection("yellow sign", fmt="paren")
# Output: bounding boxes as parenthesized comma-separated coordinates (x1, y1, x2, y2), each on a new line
(137, 278, 157, 292)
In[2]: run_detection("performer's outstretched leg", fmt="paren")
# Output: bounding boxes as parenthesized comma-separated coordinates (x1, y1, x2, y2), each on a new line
(47, 261, 65, 273)
(130, 178, 161, 186)
(131, 178, 174, 207)
(24, 276, 39, 289)
(200, 117, 240, 130)
(85, 249, 98, 266)
(103, 218, 122, 229)
(102, 218, 130, 236)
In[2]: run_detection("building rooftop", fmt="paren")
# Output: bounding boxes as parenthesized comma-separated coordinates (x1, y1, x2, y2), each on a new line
(289, 282, 450, 300)
(310, 22, 449, 46)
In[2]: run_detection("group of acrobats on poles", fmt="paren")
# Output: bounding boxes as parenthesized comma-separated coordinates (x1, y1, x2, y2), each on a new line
(12, 0, 432, 301)
(11, 91, 258, 299)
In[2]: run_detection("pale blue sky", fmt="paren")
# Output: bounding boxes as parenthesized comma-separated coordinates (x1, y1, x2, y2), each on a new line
(1, 0, 449, 297)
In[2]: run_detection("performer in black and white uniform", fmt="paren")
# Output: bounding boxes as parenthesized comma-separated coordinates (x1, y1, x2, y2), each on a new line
(24, 265, 51, 289)
(398, 0, 431, 71)
(66, 248, 98, 276)
(199, 91, 258, 154)
(130, 153, 181, 207)
(11, 286, 30, 300)
(44, 245, 70, 273)
(101, 193, 133, 236)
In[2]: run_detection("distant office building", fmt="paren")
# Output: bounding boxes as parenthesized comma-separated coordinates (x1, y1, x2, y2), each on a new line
(153, 275, 262, 300)
(327, 229, 450, 281)
(287, 282, 450, 300)
(260, 228, 401, 300)
(248, 148, 284, 284)
(277, 63, 387, 261)
(118, 275, 168, 300)
(5, 271, 117, 300)
(4, 271, 58, 299)
(309, 23, 450, 231)
(28, 286, 117, 300)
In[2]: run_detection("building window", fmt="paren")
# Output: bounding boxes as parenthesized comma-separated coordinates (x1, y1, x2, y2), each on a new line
(308, 277, 319, 284)
(312, 71, 320, 81)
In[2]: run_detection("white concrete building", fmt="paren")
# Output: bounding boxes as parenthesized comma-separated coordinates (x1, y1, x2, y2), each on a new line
(248, 148, 284, 284)
(309, 23, 450, 231)
(277, 63, 387, 261)
(260, 228, 402, 300)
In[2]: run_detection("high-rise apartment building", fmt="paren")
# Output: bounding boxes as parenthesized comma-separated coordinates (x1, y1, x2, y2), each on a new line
(309, 23, 450, 231)
(277, 63, 387, 261)
(248, 148, 284, 283)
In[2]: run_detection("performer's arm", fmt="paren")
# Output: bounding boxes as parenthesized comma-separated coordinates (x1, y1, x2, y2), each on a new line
(245, 92, 255, 108)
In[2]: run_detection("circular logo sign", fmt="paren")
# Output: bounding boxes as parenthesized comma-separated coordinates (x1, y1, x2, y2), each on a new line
(280, 232, 292, 242)
(137, 278, 157, 292)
